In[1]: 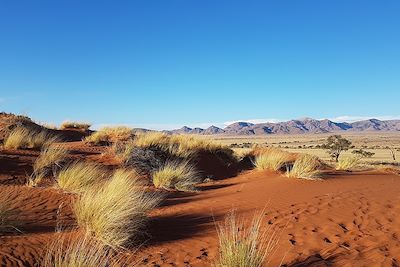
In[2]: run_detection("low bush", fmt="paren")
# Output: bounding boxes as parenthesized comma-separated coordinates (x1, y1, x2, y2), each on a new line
(60, 121, 91, 131)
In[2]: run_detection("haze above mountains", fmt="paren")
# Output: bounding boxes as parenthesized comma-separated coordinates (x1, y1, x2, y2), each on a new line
(166, 118, 400, 135)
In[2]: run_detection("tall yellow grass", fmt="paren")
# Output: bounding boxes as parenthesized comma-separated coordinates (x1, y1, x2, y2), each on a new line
(215, 211, 278, 267)
(30, 144, 69, 186)
(286, 154, 322, 180)
(43, 235, 115, 267)
(152, 161, 200, 191)
(4, 126, 58, 150)
(85, 126, 134, 145)
(0, 191, 19, 233)
(57, 162, 107, 193)
(133, 132, 231, 158)
(336, 155, 361, 171)
(74, 169, 161, 248)
(254, 148, 292, 171)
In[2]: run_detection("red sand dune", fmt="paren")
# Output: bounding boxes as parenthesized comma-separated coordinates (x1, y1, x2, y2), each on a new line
(0, 143, 400, 266)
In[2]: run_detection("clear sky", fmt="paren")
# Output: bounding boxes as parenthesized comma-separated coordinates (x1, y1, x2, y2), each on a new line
(0, 1, 399, 130)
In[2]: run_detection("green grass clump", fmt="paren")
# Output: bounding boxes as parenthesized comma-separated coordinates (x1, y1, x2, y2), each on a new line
(152, 161, 200, 191)
(74, 169, 161, 248)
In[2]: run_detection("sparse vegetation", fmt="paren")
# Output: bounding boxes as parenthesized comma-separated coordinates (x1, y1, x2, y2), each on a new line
(323, 135, 352, 162)
(29, 144, 69, 186)
(57, 161, 107, 193)
(133, 132, 233, 159)
(74, 169, 161, 248)
(286, 154, 322, 180)
(4, 126, 58, 150)
(352, 149, 375, 158)
(0, 192, 19, 233)
(152, 161, 200, 191)
(253, 148, 292, 171)
(60, 121, 91, 131)
(85, 126, 134, 145)
(43, 235, 114, 267)
(389, 147, 397, 161)
(215, 210, 278, 267)
(336, 155, 361, 171)
(113, 141, 170, 174)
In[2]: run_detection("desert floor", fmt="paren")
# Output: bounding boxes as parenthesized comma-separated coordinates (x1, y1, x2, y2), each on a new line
(1, 140, 400, 267)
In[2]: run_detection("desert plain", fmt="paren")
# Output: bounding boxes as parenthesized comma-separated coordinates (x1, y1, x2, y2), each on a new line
(0, 113, 400, 267)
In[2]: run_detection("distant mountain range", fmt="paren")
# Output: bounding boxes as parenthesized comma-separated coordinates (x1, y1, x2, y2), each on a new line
(166, 118, 400, 135)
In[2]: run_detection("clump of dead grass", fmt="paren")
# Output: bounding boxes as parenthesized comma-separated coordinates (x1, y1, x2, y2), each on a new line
(133, 132, 233, 159)
(57, 161, 107, 194)
(29, 144, 69, 186)
(215, 210, 278, 267)
(336, 155, 361, 171)
(4, 126, 58, 150)
(152, 161, 200, 191)
(85, 126, 134, 145)
(286, 154, 322, 180)
(0, 192, 20, 233)
(74, 169, 161, 248)
(60, 121, 91, 131)
(253, 148, 292, 171)
(42, 235, 116, 267)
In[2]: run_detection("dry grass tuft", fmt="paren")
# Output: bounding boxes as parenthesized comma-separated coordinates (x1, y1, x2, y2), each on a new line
(215, 210, 278, 267)
(0, 192, 20, 233)
(57, 161, 107, 194)
(86, 126, 134, 145)
(4, 126, 58, 150)
(42, 235, 116, 267)
(74, 169, 161, 248)
(60, 121, 91, 131)
(133, 132, 233, 159)
(336, 155, 361, 171)
(152, 161, 200, 191)
(286, 154, 322, 180)
(254, 148, 292, 171)
(29, 144, 69, 186)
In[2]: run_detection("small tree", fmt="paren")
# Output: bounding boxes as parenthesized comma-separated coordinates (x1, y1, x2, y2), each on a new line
(352, 149, 375, 158)
(323, 135, 352, 162)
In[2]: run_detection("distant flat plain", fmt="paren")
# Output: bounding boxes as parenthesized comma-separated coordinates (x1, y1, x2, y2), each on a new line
(207, 132, 400, 164)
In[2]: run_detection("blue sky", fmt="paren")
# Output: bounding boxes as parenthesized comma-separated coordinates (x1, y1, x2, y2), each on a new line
(0, 1, 399, 130)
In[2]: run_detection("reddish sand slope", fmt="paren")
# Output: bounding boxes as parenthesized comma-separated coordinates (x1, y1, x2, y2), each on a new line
(0, 146, 399, 266)
(135, 170, 400, 267)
